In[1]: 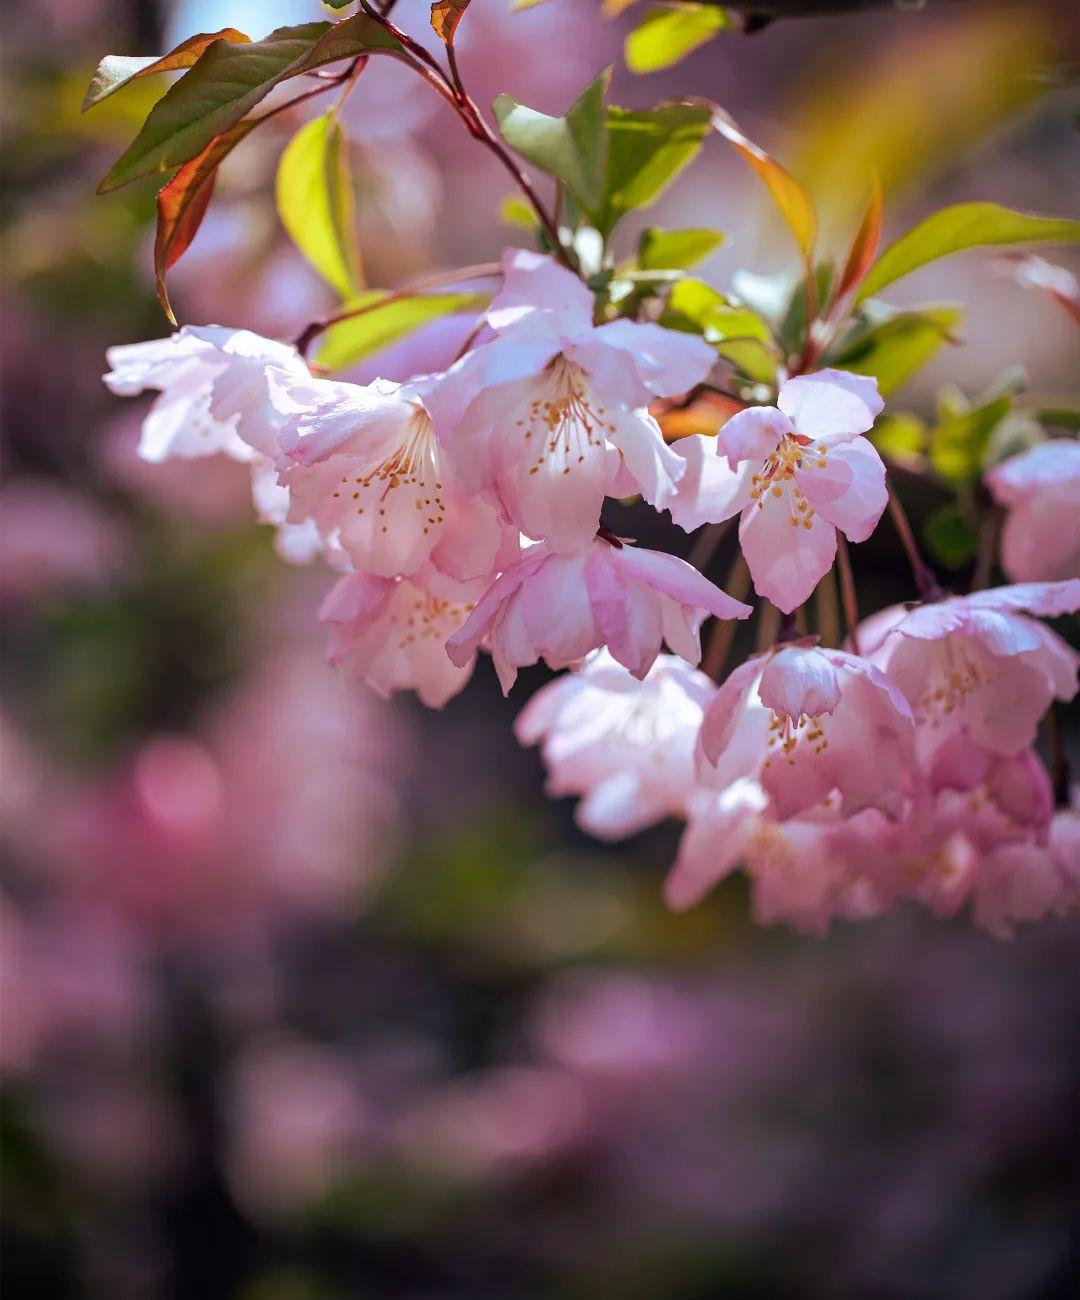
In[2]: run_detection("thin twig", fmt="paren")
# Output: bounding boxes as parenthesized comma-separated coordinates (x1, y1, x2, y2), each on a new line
(687, 517, 735, 574)
(755, 600, 781, 654)
(816, 566, 841, 648)
(835, 536, 861, 654)
(970, 509, 1000, 592)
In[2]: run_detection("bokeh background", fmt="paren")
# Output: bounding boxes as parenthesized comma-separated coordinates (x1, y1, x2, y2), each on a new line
(3, 2, 1080, 1297)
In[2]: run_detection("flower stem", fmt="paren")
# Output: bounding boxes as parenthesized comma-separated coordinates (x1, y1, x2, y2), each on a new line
(703, 551, 750, 681)
(835, 535, 861, 654)
(886, 483, 942, 601)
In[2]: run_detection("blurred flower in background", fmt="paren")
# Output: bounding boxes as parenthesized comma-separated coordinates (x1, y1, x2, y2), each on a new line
(2, 2, 1079, 1299)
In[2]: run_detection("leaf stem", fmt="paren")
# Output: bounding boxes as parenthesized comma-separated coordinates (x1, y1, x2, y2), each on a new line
(703, 551, 750, 681)
(886, 483, 942, 601)
(293, 261, 502, 355)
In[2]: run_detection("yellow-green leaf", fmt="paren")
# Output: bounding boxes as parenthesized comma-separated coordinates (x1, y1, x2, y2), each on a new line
(276, 113, 362, 301)
(499, 194, 539, 231)
(625, 5, 732, 75)
(831, 304, 964, 396)
(638, 226, 724, 270)
(929, 391, 1012, 481)
(662, 278, 776, 382)
(597, 100, 711, 235)
(317, 292, 489, 371)
(858, 202, 1080, 302)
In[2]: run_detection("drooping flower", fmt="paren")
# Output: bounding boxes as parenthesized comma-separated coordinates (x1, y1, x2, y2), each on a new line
(273, 373, 513, 581)
(862, 581, 1080, 760)
(515, 650, 715, 840)
(426, 249, 716, 549)
(319, 566, 487, 708)
(697, 643, 916, 821)
(447, 535, 752, 694)
(104, 326, 326, 562)
(969, 808, 1079, 939)
(984, 440, 1080, 582)
(666, 370, 887, 612)
(104, 325, 309, 462)
(665, 784, 895, 935)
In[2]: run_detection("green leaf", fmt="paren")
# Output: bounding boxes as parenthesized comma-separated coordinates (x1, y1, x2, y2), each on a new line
(871, 411, 927, 461)
(928, 390, 1012, 481)
(857, 202, 1080, 302)
(924, 505, 978, 569)
(638, 226, 724, 270)
(99, 17, 402, 193)
(317, 292, 489, 371)
(596, 100, 711, 235)
(499, 194, 539, 230)
(831, 305, 964, 396)
(625, 5, 733, 75)
(276, 113, 361, 300)
(662, 278, 776, 382)
(493, 69, 610, 210)
(82, 29, 251, 111)
(1037, 405, 1080, 432)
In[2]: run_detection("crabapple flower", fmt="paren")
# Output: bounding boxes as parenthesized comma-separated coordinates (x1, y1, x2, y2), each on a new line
(672, 370, 886, 612)
(665, 785, 893, 934)
(104, 326, 327, 562)
(515, 650, 715, 840)
(446, 536, 752, 694)
(104, 325, 309, 462)
(970, 809, 1079, 939)
(984, 440, 1080, 582)
(863, 581, 1080, 760)
(319, 566, 487, 708)
(273, 373, 513, 581)
(427, 249, 716, 549)
(698, 644, 916, 821)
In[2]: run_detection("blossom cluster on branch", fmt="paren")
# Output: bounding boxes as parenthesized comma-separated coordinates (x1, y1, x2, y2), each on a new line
(93, 3, 1080, 936)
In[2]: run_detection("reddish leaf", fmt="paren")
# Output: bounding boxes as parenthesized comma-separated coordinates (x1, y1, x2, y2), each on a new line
(154, 121, 254, 324)
(835, 172, 883, 303)
(707, 106, 817, 260)
(83, 29, 250, 111)
(430, 0, 471, 44)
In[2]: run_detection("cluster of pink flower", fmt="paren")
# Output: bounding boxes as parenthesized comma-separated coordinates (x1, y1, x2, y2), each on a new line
(106, 249, 1080, 936)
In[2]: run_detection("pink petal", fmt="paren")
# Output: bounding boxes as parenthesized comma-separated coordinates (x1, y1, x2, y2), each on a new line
(739, 494, 837, 613)
(777, 369, 883, 443)
(606, 409, 685, 509)
(589, 319, 716, 396)
(966, 580, 1080, 619)
(800, 436, 887, 543)
(715, 406, 791, 469)
(758, 646, 841, 720)
(659, 435, 755, 532)
(615, 546, 754, 622)
(486, 248, 596, 341)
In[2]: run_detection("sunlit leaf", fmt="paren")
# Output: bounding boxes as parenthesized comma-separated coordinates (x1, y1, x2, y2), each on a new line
(493, 70, 610, 209)
(928, 390, 1012, 481)
(155, 120, 255, 324)
(625, 5, 733, 75)
(99, 17, 402, 192)
(276, 113, 362, 301)
(833, 172, 882, 303)
(662, 278, 776, 382)
(597, 100, 711, 235)
(831, 304, 964, 396)
(638, 226, 724, 270)
(317, 292, 489, 371)
(707, 106, 817, 259)
(871, 411, 927, 462)
(858, 203, 1080, 302)
(431, 0, 471, 43)
(83, 29, 251, 112)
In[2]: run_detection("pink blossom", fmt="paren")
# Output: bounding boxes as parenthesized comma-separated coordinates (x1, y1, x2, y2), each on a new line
(697, 644, 916, 821)
(447, 536, 752, 694)
(864, 581, 1080, 760)
(515, 650, 715, 839)
(985, 440, 1080, 582)
(969, 809, 1079, 939)
(104, 326, 327, 563)
(427, 249, 716, 548)
(274, 373, 513, 581)
(666, 370, 886, 612)
(666, 785, 894, 934)
(320, 567, 487, 708)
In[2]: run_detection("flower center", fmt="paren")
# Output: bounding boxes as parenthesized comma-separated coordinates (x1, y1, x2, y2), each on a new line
(388, 589, 476, 650)
(915, 640, 994, 728)
(331, 407, 446, 534)
(747, 433, 830, 531)
(763, 709, 829, 765)
(519, 355, 615, 476)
